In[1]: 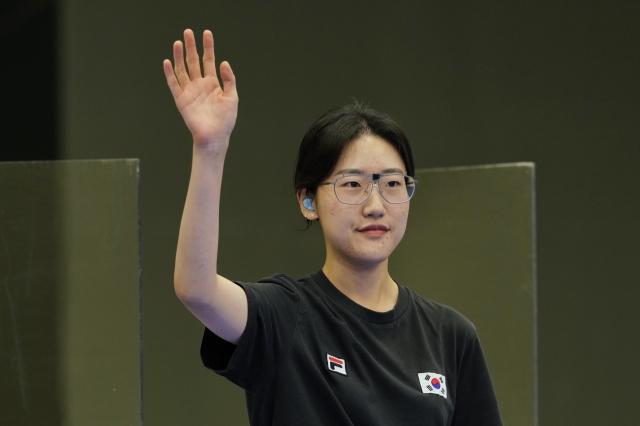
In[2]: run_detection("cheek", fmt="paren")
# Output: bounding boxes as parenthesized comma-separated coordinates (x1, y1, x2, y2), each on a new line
(394, 208, 410, 236)
(316, 202, 350, 239)
(317, 195, 352, 224)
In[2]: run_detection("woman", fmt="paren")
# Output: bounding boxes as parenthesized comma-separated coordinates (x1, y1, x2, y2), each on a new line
(164, 29, 502, 426)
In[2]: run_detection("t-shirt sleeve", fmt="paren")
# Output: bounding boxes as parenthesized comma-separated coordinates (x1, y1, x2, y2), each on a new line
(200, 276, 301, 392)
(450, 326, 503, 426)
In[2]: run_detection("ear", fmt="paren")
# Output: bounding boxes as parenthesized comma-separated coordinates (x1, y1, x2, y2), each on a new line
(296, 189, 317, 220)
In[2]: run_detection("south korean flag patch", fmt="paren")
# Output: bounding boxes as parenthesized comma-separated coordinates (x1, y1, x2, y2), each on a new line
(418, 372, 447, 398)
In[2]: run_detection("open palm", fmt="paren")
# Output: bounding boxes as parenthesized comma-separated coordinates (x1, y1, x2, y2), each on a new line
(163, 29, 238, 146)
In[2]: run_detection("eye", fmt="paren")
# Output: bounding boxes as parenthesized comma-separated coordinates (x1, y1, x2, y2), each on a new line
(385, 179, 403, 187)
(336, 175, 368, 188)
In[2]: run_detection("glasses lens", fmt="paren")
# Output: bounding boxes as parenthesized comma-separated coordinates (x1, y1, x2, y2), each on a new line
(379, 174, 414, 203)
(334, 175, 371, 204)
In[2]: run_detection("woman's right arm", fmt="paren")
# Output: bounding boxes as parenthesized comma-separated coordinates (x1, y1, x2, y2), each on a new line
(164, 29, 247, 345)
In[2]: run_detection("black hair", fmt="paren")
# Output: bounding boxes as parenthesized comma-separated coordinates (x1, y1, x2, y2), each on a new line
(294, 101, 415, 212)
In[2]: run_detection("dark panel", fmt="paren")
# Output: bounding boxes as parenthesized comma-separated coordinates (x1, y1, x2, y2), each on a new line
(0, 0, 58, 161)
(390, 164, 536, 425)
(0, 160, 141, 425)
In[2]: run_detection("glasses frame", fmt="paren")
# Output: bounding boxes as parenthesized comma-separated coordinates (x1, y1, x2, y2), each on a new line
(318, 173, 418, 205)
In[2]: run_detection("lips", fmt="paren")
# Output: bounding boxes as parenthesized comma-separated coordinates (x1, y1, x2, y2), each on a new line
(357, 224, 389, 232)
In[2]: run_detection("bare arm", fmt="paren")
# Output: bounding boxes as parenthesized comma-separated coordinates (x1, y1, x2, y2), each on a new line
(164, 29, 247, 344)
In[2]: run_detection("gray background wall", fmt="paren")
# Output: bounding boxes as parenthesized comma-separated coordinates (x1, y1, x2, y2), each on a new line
(4, 0, 638, 424)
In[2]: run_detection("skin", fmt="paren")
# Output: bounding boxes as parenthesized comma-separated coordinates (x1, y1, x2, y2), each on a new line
(167, 29, 409, 346)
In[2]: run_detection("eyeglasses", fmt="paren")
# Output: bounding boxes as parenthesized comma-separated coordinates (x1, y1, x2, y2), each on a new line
(319, 173, 417, 205)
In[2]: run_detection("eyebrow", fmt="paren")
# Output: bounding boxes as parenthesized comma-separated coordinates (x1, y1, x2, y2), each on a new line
(334, 167, 406, 176)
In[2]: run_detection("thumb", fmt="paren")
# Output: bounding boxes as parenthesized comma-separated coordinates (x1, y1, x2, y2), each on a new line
(219, 61, 237, 98)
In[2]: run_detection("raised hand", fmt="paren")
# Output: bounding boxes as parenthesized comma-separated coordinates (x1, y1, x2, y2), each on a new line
(163, 29, 238, 147)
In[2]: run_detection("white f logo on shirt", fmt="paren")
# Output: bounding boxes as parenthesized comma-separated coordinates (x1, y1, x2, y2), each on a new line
(326, 354, 347, 376)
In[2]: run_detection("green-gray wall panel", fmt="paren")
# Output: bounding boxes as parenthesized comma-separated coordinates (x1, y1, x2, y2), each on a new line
(0, 160, 141, 425)
(390, 163, 536, 426)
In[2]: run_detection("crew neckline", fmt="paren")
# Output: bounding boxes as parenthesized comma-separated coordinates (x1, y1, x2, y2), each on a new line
(310, 270, 409, 324)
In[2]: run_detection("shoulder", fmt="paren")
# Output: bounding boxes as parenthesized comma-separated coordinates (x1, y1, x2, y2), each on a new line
(404, 287, 478, 342)
(257, 272, 306, 287)
(237, 272, 306, 294)
(234, 272, 319, 308)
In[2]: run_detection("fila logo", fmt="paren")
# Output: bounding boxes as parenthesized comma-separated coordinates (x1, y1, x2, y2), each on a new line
(326, 353, 347, 376)
(418, 372, 447, 399)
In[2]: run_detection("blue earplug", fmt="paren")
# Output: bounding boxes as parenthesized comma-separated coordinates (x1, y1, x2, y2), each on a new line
(303, 197, 315, 211)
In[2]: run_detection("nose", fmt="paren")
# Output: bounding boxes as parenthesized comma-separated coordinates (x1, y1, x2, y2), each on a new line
(362, 182, 386, 218)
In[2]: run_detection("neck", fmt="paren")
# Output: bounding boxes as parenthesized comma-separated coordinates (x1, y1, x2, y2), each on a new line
(322, 256, 398, 313)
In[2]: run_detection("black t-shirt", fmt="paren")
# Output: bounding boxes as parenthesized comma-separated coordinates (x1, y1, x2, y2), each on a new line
(201, 271, 502, 426)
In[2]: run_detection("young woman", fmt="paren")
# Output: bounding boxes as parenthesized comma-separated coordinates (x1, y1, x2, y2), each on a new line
(164, 29, 502, 426)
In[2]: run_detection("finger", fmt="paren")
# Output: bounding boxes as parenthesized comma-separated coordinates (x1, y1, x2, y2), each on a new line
(202, 30, 217, 78)
(172, 40, 190, 88)
(162, 59, 183, 99)
(219, 61, 238, 98)
(183, 29, 202, 80)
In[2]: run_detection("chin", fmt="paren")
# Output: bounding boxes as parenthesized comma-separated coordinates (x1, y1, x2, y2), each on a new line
(346, 249, 393, 268)
(327, 233, 400, 267)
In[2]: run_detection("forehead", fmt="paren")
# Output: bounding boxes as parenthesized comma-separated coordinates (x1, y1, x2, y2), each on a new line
(332, 134, 406, 176)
